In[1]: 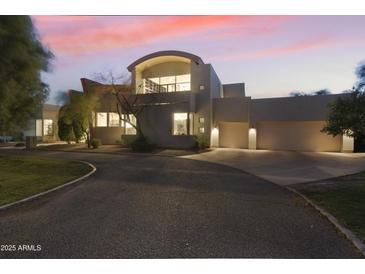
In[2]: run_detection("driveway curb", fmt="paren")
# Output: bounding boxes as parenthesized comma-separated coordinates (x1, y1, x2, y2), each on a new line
(0, 161, 96, 212)
(287, 186, 365, 257)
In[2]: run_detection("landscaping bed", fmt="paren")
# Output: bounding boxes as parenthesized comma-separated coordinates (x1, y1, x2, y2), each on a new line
(0, 155, 92, 206)
(293, 171, 365, 243)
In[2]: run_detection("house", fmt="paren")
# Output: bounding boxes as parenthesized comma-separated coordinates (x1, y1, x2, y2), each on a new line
(80, 50, 354, 152)
(22, 104, 60, 142)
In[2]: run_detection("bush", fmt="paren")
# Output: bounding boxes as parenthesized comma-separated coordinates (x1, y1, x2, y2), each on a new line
(130, 136, 155, 152)
(193, 135, 209, 151)
(116, 136, 127, 147)
(91, 139, 101, 149)
(15, 142, 25, 147)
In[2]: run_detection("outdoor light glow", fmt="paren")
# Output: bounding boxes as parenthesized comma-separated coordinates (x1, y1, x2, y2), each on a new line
(342, 134, 354, 152)
(248, 128, 257, 150)
(211, 127, 219, 147)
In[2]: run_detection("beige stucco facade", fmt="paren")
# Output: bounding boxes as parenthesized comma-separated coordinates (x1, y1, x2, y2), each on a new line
(79, 50, 353, 152)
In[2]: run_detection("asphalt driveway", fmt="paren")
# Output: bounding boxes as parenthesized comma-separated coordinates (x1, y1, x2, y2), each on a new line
(0, 149, 361, 258)
(183, 148, 365, 185)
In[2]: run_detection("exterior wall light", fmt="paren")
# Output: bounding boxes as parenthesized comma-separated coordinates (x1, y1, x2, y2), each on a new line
(248, 128, 257, 150)
(211, 127, 219, 147)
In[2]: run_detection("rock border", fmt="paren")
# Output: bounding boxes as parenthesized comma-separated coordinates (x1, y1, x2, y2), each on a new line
(0, 161, 96, 211)
(287, 186, 365, 257)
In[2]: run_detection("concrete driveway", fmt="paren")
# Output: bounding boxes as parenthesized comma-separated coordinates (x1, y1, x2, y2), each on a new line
(0, 149, 361, 258)
(182, 148, 365, 185)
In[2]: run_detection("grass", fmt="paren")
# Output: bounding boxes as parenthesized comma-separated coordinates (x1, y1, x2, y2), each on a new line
(294, 171, 365, 242)
(0, 155, 92, 206)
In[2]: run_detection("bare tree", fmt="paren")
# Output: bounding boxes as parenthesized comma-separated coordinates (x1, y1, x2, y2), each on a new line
(94, 72, 158, 140)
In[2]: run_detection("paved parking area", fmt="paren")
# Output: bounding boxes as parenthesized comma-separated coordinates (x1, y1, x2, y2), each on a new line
(182, 148, 365, 185)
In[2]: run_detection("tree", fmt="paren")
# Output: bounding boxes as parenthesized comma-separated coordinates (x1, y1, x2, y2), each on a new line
(58, 91, 99, 147)
(321, 62, 365, 151)
(94, 72, 157, 140)
(289, 89, 331, 97)
(0, 16, 53, 140)
(58, 106, 75, 143)
(312, 89, 331, 96)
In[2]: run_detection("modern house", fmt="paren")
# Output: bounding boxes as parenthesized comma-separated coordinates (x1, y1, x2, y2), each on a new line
(80, 50, 354, 152)
(23, 104, 60, 143)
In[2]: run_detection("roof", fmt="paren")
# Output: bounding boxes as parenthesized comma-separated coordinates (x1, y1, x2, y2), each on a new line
(127, 50, 204, 72)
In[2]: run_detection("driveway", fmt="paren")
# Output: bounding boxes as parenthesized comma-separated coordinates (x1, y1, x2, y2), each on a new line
(0, 149, 361, 258)
(182, 148, 365, 185)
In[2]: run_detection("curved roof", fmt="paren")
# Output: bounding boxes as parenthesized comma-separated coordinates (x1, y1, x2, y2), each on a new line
(127, 50, 204, 72)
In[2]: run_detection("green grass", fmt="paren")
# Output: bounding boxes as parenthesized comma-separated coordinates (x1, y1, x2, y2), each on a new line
(294, 171, 365, 242)
(0, 155, 92, 206)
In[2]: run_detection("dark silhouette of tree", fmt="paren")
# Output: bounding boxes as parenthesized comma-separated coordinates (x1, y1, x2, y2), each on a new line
(322, 61, 365, 151)
(0, 16, 53, 141)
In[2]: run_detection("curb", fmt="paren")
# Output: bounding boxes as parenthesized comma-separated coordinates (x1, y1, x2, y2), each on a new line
(287, 186, 365, 257)
(34, 147, 200, 159)
(0, 161, 96, 212)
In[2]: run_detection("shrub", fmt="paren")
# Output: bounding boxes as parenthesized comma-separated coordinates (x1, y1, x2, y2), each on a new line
(116, 136, 127, 147)
(15, 142, 25, 147)
(91, 138, 101, 149)
(130, 136, 155, 152)
(193, 135, 209, 151)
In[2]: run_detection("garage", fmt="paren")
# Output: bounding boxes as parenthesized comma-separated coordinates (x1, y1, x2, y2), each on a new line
(257, 121, 341, 152)
(219, 122, 248, 148)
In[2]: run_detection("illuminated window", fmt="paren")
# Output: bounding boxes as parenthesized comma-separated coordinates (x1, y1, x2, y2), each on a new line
(36, 119, 42, 136)
(176, 83, 191, 91)
(43, 119, 53, 136)
(173, 113, 188, 135)
(108, 112, 120, 127)
(199, 127, 205, 133)
(143, 74, 191, 93)
(176, 74, 190, 83)
(97, 112, 107, 127)
(124, 114, 137, 135)
(199, 117, 205, 124)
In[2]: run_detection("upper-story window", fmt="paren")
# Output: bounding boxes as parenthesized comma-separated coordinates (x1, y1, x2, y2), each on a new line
(143, 74, 191, 94)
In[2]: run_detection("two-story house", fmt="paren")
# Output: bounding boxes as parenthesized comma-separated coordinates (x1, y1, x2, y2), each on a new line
(80, 50, 354, 152)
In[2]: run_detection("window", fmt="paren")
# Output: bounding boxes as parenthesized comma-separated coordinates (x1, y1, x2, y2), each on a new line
(43, 119, 54, 136)
(36, 119, 42, 136)
(97, 112, 107, 127)
(199, 85, 205, 90)
(143, 74, 191, 93)
(199, 127, 205, 134)
(108, 112, 120, 127)
(173, 113, 188, 135)
(199, 117, 205, 124)
(124, 114, 137, 135)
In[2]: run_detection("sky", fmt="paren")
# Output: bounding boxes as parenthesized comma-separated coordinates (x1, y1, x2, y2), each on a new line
(32, 16, 365, 104)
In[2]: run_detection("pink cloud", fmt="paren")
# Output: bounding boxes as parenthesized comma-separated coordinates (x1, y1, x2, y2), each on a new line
(211, 37, 335, 61)
(32, 16, 296, 56)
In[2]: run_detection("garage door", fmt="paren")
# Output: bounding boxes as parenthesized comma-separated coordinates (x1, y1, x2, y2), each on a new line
(219, 122, 248, 148)
(257, 121, 341, 152)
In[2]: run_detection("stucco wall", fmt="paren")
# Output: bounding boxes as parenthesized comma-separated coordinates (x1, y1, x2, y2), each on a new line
(213, 97, 250, 123)
(219, 122, 249, 148)
(251, 94, 347, 124)
(222, 83, 245, 98)
(257, 121, 341, 152)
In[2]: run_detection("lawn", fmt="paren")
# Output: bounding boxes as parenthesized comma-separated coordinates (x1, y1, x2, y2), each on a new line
(0, 155, 93, 206)
(293, 171, 365, 242)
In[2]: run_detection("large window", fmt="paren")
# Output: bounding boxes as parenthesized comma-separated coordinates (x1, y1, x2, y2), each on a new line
(43, 119, 54, 136)
(108, 112, 120, 127)
(173, 113, 188, 135)
(97, 112, 107, 127)
(143, 74, 191, 93)
(123, 114, 137, 135)
(36, 119, 42, 137)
